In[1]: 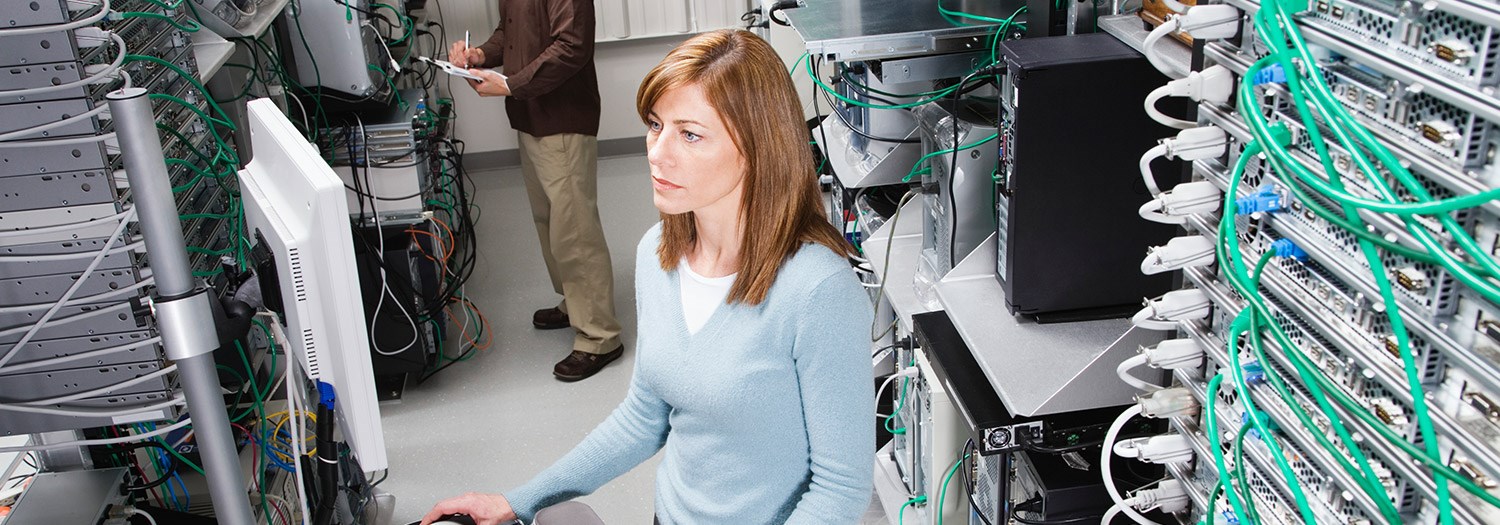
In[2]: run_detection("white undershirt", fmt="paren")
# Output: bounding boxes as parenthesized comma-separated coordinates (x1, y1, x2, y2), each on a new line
(679, 257, 736, 335)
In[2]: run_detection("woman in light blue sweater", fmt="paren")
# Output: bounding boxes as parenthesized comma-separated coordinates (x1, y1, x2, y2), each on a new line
(421, 30, 875, 524)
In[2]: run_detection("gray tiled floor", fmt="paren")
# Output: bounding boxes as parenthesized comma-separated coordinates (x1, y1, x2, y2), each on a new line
(378, 154, 886, 525)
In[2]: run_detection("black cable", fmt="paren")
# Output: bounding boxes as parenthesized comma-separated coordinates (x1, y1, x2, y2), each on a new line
(945, 66, 1000, 267)
(767, 0, 796, 26)
(870, 342, 902, 358)
(340, 182, 434, 201)
(99, 442, 177, 492)
(962, 439, 999, 525)
(811, 56, 833, 178)
(839, 70, 936, 107)
(816, 85, 921, 144)
(1011, 511, 1102, 525)
(1020, 433, 1105, 454)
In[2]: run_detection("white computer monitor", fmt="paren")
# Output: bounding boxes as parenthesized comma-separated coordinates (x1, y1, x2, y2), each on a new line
(239, 99, 388, 472)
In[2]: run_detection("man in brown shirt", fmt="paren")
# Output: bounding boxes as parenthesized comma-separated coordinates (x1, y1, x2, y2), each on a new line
(450, 0, 623, 382)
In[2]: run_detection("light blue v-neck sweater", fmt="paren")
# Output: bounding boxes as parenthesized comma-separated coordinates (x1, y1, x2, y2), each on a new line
(505, 224, 876, 524)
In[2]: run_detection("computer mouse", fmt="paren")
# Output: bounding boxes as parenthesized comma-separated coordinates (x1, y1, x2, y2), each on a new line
(405, 515, 478, 525)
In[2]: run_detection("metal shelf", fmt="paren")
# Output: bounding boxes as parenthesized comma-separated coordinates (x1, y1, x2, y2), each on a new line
(784, 0, 1000, 62)
(1098, 13, 1191, 76)
(863, 196, 933, 334)
(931, 233, 1163, 416)
(816, 114, 923, 189)
(194, 0, 291, 39)
(192, 30, 235, 82)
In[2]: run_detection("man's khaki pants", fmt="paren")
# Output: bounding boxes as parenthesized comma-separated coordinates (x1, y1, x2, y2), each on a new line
(517, 132, 622, 354)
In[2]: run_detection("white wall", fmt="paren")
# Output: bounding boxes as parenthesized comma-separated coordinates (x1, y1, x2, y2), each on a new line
(432, 1, 814, 156)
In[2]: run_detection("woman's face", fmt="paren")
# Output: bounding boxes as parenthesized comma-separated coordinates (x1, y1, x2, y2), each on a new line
(645, 83, 747, 217)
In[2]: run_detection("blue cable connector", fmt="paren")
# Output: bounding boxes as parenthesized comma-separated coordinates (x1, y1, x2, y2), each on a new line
(1235, 185, 1285, 215)
(1271, 238, 1309, 261)
(1253, 64, 1286, 85)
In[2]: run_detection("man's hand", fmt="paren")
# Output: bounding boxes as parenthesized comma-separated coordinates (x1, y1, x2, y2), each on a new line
(466, 69, 511, 97)
(448, 40, 485, 69)
(419, 492, 517, 525)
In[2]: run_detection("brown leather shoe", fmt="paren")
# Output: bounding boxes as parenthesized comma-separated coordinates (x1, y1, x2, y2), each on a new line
(533, 307, 570, 330)
(553, 344, 624, 382)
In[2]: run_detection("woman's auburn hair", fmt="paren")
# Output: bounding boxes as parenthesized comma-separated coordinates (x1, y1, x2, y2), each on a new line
(636, 29, 852, 306)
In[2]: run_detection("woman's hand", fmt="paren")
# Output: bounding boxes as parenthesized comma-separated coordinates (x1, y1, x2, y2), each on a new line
(419, 492, 517, 525)
(448, 41, 485, 69)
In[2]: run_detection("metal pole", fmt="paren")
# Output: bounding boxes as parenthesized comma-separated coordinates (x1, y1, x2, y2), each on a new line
(108, 87, 255, 525)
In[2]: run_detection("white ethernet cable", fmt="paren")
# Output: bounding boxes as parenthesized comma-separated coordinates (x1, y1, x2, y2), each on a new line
(1139, 127, 1227, 195)
(16, 364, 178, 406)
(1102, 393, 1199, 525)
(1101, 405, 1171, 525)
(0, 31, 127, 98)
(0, 277, 153, 315)
(0, 208, 135, 369)
(1140, 236, 1216, 275)
(1142, 6, 1242, 79)
(0, 417, 191, 454)
(1138, 181, 1221, 225)
(0, 394, 184, 418)
(285, 354, 315, 525)
(1118, 340, 1207, 392)
(1101, 479, 1190, 525)
(0, 207, 134, 239)
(0, 336, 162, 374)
(1132, 289, 1211, 331)
(355, 116, 421, 357)
(875, 367, 921, 418)
(1143, 66, 1234, 129)
(0, 0, 111, 36)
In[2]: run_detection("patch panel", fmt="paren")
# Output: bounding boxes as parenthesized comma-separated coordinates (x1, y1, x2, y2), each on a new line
(1177, 312, 1409, 521)
(97, 5, 191, 60)
(0, 245, 135, 281)
(0, 169, 116, 220)
(1188, 153, 1500, 429)
(0, 390, 176, 437)
(1169, 347, 1390, 523)
(1191, 152, 1462, 328)
(0, 62, 89, 105)
(0, 141, 109, 179)
(0, 202, 121, 245)
(185, 215, 234, 275)
(3, 330, 160, 368)
(114, 40, 198, 104)
(0, 301, 148, 346)
(1138, 1, 1500, 521)
(0, 360, 168, 400)
(1179, 265, 1500, 522)
(1205, 43, 1500, 209)
(0, 31, 84, 68)
(1178, 205, 1500, 475)
(1191, 108, 1495, 344)
(0, 98, 101, 138)
(0, 235, 137, 279)
(0, 0, 73, 29)
(1303, 0, 1500, 91)
(1319, 60, 1496, 173)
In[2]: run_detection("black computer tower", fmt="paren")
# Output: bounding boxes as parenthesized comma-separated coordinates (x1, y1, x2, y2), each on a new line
(995, 34, 1182, 321)
(351, 223, 436, 384)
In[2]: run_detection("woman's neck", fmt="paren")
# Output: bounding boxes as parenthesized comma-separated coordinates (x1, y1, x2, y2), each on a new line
(688, 207, 741, 278)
